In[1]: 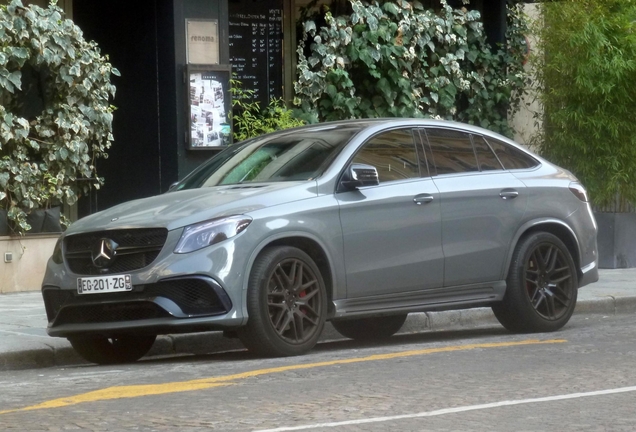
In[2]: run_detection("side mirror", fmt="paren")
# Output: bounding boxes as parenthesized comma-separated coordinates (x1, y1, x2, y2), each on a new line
(167, 181, 179, 192)
(339, 163, 380, 192)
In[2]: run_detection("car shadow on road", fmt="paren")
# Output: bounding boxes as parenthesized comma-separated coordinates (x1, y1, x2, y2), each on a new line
(138, 325, 513, 367)
(314, 326, 512, 353)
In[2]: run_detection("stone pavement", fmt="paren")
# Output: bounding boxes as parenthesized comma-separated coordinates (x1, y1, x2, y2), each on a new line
(0, 269, 634, 371)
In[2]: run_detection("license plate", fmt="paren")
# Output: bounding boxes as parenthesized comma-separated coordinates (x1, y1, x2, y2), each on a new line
(77, 275, 132, 294)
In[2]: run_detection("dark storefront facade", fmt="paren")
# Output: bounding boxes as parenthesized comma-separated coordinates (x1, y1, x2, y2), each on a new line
(68, 0, 288, 217)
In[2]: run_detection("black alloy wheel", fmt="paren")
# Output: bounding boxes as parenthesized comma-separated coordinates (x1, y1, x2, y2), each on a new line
(524, 241, 574, 321)
(237, 246, 327, 356)
(492, 232, 578, 333)
(266, 257, 323, 344)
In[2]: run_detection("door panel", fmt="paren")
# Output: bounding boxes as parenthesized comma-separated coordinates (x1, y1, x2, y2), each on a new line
(337, 178, 444, 297)
(433, 172, 527, 286)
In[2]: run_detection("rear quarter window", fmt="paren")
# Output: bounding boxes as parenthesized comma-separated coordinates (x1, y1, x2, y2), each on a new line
(425, 128, 479, 175)
(484, 137, 540, 170)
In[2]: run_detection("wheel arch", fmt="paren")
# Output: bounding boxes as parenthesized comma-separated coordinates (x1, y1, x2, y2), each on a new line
(504, 219, 582, 281)
(243, 232, 338, 321)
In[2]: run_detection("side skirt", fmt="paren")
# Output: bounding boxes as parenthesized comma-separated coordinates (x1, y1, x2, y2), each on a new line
(332, 281, 506, 319)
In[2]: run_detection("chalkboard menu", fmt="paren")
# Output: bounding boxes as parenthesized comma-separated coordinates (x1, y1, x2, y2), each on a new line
(229, 0, 283, 107)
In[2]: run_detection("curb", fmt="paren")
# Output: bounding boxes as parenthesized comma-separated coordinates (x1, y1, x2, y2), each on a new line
(2, 295, 634, 371)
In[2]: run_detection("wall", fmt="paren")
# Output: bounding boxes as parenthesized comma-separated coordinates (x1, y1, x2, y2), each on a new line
(0, 235, 58, 293)
(510, 3, 541, 148)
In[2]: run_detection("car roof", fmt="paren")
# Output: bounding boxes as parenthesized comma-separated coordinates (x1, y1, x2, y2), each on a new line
(272, 118, 512, 142)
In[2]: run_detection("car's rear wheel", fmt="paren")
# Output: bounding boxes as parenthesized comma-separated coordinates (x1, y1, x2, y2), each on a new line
(68, 335, 156, 365)
(237, 246, 327, 356)
(493, 232, 578, 333)
(331, 314, 407, 341)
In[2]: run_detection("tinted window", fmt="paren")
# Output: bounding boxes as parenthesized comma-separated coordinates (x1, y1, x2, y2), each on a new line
(485, 137, 539, 170)
(472, 135, 503, 171)
(352, 129, 420, 183)
(425, 128, 478, 175)
(174, 126, 360, 190)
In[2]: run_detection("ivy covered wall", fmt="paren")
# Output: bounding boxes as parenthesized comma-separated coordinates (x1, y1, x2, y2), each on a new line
(293, 0, 529, 138)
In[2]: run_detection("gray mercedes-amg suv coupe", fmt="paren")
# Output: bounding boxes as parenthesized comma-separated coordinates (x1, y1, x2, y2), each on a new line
(41, 119, 599, 364)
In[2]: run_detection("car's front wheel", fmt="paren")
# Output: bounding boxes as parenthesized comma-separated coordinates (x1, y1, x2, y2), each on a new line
(331, 315, 407, 341)
(237, 246, 327, 357)
(68, 335, 157, 365)
(493, 232, 578, 333)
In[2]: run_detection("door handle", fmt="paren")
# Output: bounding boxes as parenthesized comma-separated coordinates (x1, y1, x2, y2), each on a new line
(413, 194, 434, 205)
(499, 189, 519, 200)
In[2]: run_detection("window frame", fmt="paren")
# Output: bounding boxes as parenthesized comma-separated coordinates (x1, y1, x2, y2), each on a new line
(469, 134, 505, 172)
(337, 127, 430, 190)
(420, 127, 542, 176)
(482, 136, 541, 171)
(420, 127, 481, 177)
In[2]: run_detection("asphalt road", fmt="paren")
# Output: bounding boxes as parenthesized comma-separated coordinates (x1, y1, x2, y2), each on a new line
(1, 314, 635, 431)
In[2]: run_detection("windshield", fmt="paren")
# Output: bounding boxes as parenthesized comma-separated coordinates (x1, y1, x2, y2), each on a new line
(174, 126, 361, 190)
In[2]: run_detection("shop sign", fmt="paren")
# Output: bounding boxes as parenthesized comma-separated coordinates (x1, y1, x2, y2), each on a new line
(186, 19, 219, 64)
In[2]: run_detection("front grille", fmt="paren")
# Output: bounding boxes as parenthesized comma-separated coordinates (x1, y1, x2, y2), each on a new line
(43, 278, 230, 326)
(54, 302, 170, 326)
(65, 228, 168, 275)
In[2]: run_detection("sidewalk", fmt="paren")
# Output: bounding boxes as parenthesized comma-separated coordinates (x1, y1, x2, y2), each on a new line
(1, 269, 634, 371)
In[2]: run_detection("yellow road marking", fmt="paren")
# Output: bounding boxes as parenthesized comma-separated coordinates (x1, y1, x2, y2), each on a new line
(0, 339, 565, 415)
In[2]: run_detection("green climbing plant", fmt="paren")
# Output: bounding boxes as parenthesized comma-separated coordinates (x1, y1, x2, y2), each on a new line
(294, 0, 529, 137)
(0, 0, 118, 233)
(230, 78, 305, 142)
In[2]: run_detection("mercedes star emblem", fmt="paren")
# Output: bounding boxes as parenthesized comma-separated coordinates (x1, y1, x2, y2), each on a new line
(91, 238, 119, 268)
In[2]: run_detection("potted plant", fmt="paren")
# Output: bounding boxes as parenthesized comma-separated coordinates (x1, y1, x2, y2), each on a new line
(0, 207, 7, 236)
(0, 0, 118, 235)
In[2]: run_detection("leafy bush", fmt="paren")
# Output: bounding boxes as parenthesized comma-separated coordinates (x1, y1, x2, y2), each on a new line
(0, 0, 118, 233)
(294, 0, 529, 137)
(532, 0, 636, 210)
(230, 79, 305, 142)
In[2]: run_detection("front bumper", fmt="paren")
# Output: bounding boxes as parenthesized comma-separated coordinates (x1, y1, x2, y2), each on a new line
(578, 259, 599, 289)
(43, 276, 239, 338)
(41, 228, 250, 338)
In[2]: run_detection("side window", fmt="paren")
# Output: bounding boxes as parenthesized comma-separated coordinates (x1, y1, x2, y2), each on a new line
(352, 129, 420, 183)
(425, 128, 478, 175)
(472, 135, 503, 171)
(485, 137, 540, 170)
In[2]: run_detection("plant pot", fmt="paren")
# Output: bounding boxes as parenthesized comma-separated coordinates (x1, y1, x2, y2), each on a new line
(0, 209, 8, 236)
(26, 208, 46, 234)
(595, 212, 636, 269)
(42, 206, 63, 233)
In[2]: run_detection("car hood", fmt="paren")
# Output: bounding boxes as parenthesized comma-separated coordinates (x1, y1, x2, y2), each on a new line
(67, 181, 318, 234)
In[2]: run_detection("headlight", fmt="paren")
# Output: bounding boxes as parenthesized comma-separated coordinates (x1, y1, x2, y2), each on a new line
(174, 215, 252, 254)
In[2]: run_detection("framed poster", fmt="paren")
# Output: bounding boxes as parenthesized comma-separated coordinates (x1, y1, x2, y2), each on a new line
(186, 19, 219, 65)
(188, 65, 232, 149)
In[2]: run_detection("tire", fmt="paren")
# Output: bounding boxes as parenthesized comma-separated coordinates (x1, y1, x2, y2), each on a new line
(68, 335, 156, 365)
(237, 246, 327, 357)
(493, 232, 578, 333)
(332, 314, 407, 341)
